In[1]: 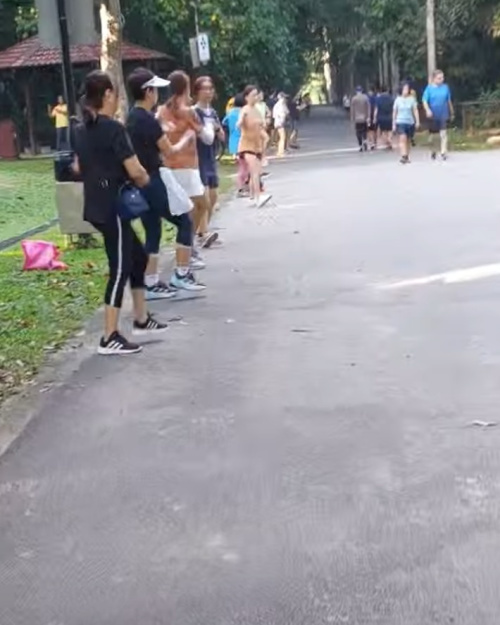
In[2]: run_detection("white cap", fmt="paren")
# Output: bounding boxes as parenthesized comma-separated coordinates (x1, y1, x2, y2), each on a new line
(142, 75, 170, 89)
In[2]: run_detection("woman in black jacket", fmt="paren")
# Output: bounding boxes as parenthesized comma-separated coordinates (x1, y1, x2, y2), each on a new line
(73, 70, 167, 355)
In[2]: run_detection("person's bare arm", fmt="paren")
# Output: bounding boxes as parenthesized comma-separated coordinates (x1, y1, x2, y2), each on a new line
(392, 101, 398, 130)
(237, 107, 246, 130)
(449, 97, 455, 120)
(414, 102, 420, 128)
(123, 156, 150, 188)
(72, 155, 80, 175)
(157, 131, 194, 161)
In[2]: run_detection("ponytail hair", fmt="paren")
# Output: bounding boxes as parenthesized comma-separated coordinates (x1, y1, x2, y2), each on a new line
(81, 70, 114, 125)
(166, 70, 190, 111)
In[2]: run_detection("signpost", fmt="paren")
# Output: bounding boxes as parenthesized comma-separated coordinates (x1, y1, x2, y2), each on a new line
(197, 33, 210, 65)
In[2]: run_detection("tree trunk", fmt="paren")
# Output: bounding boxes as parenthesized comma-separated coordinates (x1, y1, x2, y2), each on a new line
(389, 44, 399, 94)
(100, 0, 128, 121)
(426, 0, 436, 79)
(382, 41, 389, 88)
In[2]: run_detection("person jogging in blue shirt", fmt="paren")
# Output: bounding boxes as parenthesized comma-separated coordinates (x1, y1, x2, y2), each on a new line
(422, 69, 454, 161)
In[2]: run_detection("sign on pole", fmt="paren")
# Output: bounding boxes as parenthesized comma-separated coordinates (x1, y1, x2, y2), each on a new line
(197, 33, 210, 65)
(189, 37, 200, 68)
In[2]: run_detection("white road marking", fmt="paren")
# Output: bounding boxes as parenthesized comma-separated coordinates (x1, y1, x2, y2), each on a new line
(377, 263, 500, 290)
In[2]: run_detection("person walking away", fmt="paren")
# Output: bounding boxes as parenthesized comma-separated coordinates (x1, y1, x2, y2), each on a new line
(72, 70, 167, 355)
(367, 86, 378, 150)
(303, 92, 312, 118)
(223, 93, 248, 196)
(272, 92, 289, 158)
(393, 82, 420, 164)
(423, 69, 454, 161)
(288, 96, 303, 149)
(126, 67, 205, 296)
(343, 94, 351, 115)
(49, 95, 69, 151)
(351, 87, 370, 152)
(238, 85, 272, 208)
(374, 86, 394, 150)
(193, 76, 225, 246)
(156, 71, 217, 269)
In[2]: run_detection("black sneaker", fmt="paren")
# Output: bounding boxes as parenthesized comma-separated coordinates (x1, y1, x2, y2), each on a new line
(400, 155, 410, 164)
(98, 331, 142, 356)
(132, 314, 169, 336)
(431, 151, 437, 160)
(441, 153, 448, 161)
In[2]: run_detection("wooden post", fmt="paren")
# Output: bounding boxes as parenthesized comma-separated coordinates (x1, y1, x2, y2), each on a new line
(426, 0, 436, 79)
(100, 0, 128, 121)
(23, 77, 37, 155)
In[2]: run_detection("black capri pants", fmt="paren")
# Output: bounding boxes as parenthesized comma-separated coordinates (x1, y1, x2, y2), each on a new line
(93, 215, 147, 308)
(140, 170, 193, 255)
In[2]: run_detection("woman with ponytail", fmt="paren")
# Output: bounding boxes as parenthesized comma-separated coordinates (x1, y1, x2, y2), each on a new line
(156, 71, 217, 268)
(73, 70, 168, 356)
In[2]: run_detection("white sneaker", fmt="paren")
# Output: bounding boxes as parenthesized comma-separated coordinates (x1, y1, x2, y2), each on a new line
(190, 256, 206, 271)
(170, 271, 206, 291)
(257, 193, 272, 208)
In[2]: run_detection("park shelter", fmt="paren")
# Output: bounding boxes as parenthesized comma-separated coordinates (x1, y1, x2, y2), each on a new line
(0, 36, 174, 154)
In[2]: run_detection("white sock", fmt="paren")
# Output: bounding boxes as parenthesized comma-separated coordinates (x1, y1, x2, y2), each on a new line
(176, 266, 189, 277)
(145, 273, 159, 288)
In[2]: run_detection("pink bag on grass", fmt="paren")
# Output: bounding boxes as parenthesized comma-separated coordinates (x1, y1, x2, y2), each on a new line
(21, 240, 68, 271)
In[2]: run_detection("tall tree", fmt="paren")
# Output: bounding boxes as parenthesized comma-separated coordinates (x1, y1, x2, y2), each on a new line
(100, 0, 128, 120)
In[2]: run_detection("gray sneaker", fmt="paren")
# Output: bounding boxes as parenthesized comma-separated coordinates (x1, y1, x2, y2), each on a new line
(170, 271, 206, 292)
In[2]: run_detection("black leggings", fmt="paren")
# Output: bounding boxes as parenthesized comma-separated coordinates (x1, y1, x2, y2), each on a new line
(140, 170, 193, 254)
(93, 216, 147, 308)
(355, 122, 368, 147)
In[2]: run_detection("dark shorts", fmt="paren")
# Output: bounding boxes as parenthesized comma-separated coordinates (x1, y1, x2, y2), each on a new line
(239, 151, 262, 160)
(428, 118, 447, 134)
(396, 123, 415, 137)
(200, 169, 219, 189)
(377, 119, 392, 132)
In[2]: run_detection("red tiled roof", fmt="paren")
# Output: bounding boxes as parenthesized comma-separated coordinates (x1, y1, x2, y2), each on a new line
(0, 36, 171, 70)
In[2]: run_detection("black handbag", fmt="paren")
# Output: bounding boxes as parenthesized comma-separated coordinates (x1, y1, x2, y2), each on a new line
(117, 183, 150, 221)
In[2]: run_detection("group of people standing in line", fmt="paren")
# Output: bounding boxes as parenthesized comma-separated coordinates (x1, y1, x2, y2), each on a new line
(345, 69, 454, 164)
(73, 67, 276, 356)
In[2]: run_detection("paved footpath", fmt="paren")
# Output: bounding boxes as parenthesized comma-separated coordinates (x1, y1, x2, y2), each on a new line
(3, 108, 500, 624)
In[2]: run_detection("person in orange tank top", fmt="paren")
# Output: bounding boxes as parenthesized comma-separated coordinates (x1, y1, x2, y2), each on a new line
(156, 71, 218, 266)
(237, 85, 272, 208)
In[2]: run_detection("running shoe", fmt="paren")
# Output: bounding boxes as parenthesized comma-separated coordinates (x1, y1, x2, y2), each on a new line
(257, 193, 272, 208)
(261, 171, 271, 180)
(400, 155, 410, 164)
(237, 188, 249, 198)
(441, 153, 448, 161)
(431, 152, 437, 160)
(199, 232, 219, 249)
(170, 271, 206, 291)
(132, 314, 169, 336)
(98, 331, 142, 356)
(145, 281, 177, 301)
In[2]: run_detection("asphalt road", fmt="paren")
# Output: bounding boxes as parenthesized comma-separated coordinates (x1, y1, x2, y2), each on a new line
(2, 108, 500, 624)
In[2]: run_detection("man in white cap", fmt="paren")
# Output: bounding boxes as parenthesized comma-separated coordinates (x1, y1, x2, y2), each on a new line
(126, 67, 205, 297)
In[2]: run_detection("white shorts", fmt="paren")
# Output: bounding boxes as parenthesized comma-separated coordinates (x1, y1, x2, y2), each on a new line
(171, 168, 205, 198)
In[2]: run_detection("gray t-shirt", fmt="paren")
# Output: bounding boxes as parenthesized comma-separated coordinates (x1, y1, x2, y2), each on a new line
(394, 96, 417, 125)
(351, 93, 370, 123)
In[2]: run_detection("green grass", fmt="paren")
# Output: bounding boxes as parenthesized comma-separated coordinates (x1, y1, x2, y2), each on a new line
(0, 159, 56, 241)
(0, 229, 108, 401)
(414, 127, 500, 152)
(0, 159, 235, 403)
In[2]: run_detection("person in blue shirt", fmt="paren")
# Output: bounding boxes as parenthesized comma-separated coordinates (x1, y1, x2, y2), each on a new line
(422, 69, 454, 160)
(393, 82, 420, 164)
